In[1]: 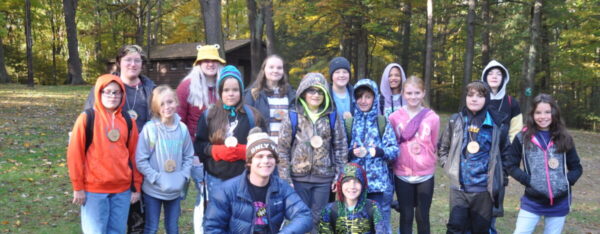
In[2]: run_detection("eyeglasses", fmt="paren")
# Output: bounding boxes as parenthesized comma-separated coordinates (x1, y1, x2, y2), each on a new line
(123, 58, 143, 64)
(102, 90, 122, 97)
(305, 88, 324, 96)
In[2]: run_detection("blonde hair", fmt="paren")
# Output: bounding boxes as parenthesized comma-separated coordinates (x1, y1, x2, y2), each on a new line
(151, 85, 179, 119)
(181, 64, 223, 109)
(402, 75, 425, 91)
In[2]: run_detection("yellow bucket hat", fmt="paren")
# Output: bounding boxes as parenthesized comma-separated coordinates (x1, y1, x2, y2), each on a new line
(194, 44, 226, 65)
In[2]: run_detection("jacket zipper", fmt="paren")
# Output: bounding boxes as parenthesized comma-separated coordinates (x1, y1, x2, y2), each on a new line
(542, 149, 554, 205)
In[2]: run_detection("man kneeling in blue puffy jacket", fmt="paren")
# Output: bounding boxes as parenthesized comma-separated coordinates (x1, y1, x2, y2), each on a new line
(204, 127, 313, 233)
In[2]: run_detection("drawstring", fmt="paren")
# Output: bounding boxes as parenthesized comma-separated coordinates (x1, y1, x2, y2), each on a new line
(223, 104, 236, 117)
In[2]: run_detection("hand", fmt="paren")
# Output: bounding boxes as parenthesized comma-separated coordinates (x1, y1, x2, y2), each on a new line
(331, 182, 337, 193)
(353, 146, 366, 158)
(72, 190, 86, 206)
(130, 192, 141, 204)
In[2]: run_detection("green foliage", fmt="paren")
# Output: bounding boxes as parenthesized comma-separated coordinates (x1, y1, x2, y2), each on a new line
(0, 0, 598, 128)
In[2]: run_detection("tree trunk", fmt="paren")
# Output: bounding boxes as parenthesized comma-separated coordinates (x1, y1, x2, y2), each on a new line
(540, 14, 551, 93)
(481, 0, 490, 65)
(246, 0, 264, 80)
(356, 24, 368, 79)
(152, 0, 162, 46)
(263, 0, 276, 55)
(146, 1, 152, 75)
(136, 0, 145, 46)
(401, 1, 412, 73)
(50, 1, 58, 85)
(25, 0, 34, 87)
(424, 0, 433, 106)
(200, 0, 225, 57)
(462, 0, 476, 102)
(0, 37, 11, 83)
(522, 0, 543, 114)
(94, 0, 102, 63)
(63, 0, 85, 84)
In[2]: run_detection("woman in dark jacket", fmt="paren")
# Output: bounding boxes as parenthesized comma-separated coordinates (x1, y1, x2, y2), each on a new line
(504, 94, 582, 233)
(244, 55, 295, 143)
(194, 65, 266, 202)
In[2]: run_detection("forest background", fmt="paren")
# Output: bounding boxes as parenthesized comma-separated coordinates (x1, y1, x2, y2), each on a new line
(0, 0, 598, 129)
(0, 0, 599, 232)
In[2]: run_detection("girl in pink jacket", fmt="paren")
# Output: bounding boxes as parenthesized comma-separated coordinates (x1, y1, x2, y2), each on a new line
(388, 76, 440, 234)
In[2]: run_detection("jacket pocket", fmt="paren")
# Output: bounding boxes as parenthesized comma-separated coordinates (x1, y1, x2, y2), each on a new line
(156, 172, 186, 193)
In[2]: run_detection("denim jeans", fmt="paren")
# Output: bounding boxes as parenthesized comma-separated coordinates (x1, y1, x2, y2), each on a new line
(514, 209, 566, 234)
(142, 193, 181, 234)
(191, 164, 205, 234)
(368, 190, 393, 234)
(205, 173, 225, 202)
(191, 164, 205, 206)
(293, 181, 330, 233)
(81, 190, 131, 234)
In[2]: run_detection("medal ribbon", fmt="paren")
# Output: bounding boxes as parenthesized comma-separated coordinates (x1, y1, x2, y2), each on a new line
(156, 122, 179, 171)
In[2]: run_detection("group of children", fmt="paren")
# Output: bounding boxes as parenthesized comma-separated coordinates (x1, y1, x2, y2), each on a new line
(67, 44, 583, 234)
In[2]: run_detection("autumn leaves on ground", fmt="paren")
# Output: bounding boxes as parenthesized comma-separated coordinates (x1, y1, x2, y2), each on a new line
(1, 84, 599, 233)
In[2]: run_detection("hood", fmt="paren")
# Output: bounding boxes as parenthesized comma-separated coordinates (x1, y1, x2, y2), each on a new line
(295, 73, 333, 115)
(336, 163, 368, 205)
(481, 60, 510, 100)
(353, 78, 380, 116)
(380, 63, 407, 108)
(94, 74, 126, 114)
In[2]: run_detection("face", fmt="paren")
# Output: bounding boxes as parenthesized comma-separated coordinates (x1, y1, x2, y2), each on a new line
(341, 178, 362, 202)
(159, 93, 178, 120)
(533, 102, 552, 131)
(199, 60, 220, 78)
(332, 69, 350, 88)
(388, 67, 403, 90)
(101, 82, 122, 111)
(264, 57, 284, 82)
(466, 89, 486, 113)
(119, 52, 142, 79)
(356, 90, 374, 112)
(486, 68, 503, 91)
(248, 150, 276, 179)
(303, 87, 325, 110)
(221, 78, 241, 106)
(403, 83, 425, 108)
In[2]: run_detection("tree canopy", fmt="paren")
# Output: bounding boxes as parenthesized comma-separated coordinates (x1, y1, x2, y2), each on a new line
(0, 0, 598, 129)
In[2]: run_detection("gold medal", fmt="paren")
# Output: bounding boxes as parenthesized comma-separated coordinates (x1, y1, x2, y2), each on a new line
(467, 141, 480, 154)
(164, 159, 176, 172)
(127, 109, 138, 120)
(224, 136, 238, 147)
(107, 129, 120, 142)
(310, 135, 323, 148)
(410, 142, 422, 155)
(548, 157, 559, 169)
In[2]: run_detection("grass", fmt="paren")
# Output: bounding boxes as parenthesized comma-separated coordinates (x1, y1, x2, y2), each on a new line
(1, 84, 599, 233)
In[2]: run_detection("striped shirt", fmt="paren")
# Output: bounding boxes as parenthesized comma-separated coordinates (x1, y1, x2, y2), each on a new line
(267, 95, 289, 143)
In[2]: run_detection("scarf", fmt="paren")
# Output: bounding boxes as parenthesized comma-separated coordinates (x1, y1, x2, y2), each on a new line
(223, 104, 236, 117)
